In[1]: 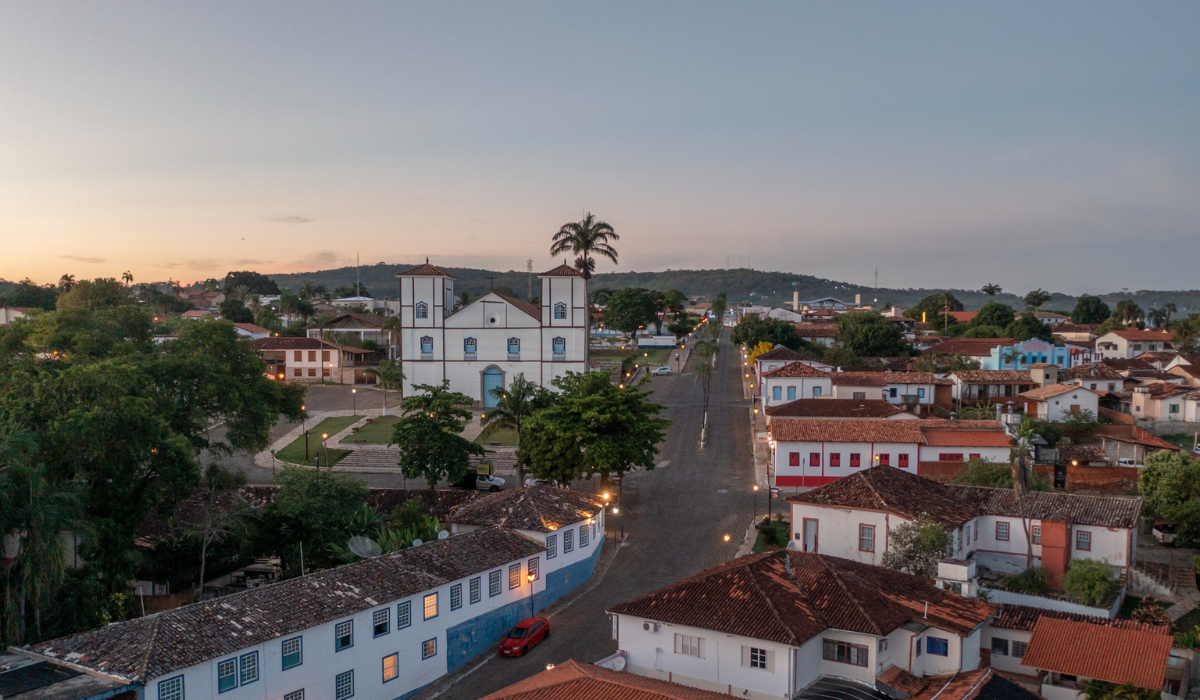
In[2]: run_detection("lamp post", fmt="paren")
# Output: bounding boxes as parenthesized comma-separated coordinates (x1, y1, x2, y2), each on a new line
(301, 405, 308, 461)
(352, 388, 357, 415)
(322, 433, 330, 469)
(753, 484, 759, 521)
(527, 573, 536, 617)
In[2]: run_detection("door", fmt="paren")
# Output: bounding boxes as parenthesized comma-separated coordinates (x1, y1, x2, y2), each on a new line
(803, 519, 819, 552)
(482, 367, 504, 407)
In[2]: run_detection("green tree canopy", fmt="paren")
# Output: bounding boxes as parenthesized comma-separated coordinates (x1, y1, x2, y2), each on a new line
(219, 298, 255, 323)
(1005, 312, 1053, 341)
(223, 270, 280, 296)
(1071, 295, 1111, 324)
(0, 279, 59, 311)
(972, 302, 1016, 329)
(903, 292, 963, 325)
(604, 287, 659, 335)
(259, 467, 370, 574)
(391, 381, 483, 487)
(835, 311, 909, 357)
(56, 278, 135, 312)
(1138, 450, 1200, 543)
(880, 516, 950, 578)
(730, 314, 806, 352)
(1023, 289, 1053, 311)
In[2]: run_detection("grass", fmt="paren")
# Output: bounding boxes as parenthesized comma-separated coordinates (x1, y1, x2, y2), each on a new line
(752, 518, 790, 554)
(1174, 607, 1200, 633)
(475, 424, 519, 447)
(1162, 433, 1198, 450)
(276, 415, 363, 465)
(341, 415, 402, 444)
(631, 347, 674, 369)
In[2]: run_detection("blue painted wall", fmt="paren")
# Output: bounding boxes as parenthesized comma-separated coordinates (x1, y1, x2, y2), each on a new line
(444, 536, 605, 672)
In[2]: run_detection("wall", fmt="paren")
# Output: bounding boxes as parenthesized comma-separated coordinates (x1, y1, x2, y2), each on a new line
(832, 385, 885, 401)
(981, 625, 1035, 677)
(763, 376, 833, 407)
(774, 440, 919, 487)
(916, 445, 1010, 464)
(789, 503, 896, 564)
(1041, 389, 1100, 423)
(983, 587, 1122, 619)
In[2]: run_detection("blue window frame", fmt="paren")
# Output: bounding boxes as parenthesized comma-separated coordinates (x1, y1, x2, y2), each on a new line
(508, 337, 520, 354)
(239, 652, 259, 685)
(552, 336, 566, 355)
(546, 533, 557, 559)
(218, 658, 238, 693)
(926, 637, 949, 656)
(489, 570, 501, 597)
(528, 557, 539, 581)
(422, 638, 437, 660)
(282, 636, 302, 670)
(772, 387, 781, 400)
(787, 386, 796, 401)
(335, 620, 353, 651)
(373, 608, 389, 637)
(397, 601, 412, 629)
(464, 337, 476, 354)
(554, 302, 566, 320)
(813, 386, 822, 397)
(158, 675, 184, 700)
(420, 336, 433, 354)
(563, 527, 574, 553)
(450, 583, 462, 610)
(335, 670, 354, 700)
(284, 690, 303, 700)
(580, 523, 589, 548)
(415, 302, 428, 319)
(918, 388, 926, 399)
(469, 577, 481, 604)
(889, 387, 898, 398)
(423, 592, 438, 620)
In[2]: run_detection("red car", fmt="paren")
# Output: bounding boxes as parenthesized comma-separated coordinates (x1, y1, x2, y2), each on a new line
(499, 617, 550, 657)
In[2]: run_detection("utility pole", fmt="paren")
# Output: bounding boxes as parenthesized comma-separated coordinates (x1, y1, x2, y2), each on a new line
(487, 275, 497, 291)
(356, 252, 360, 297)
(527, 258, 533, 299)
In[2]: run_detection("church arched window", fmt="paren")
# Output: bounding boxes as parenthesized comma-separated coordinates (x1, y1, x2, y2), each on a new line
(554, 302, 567, 320)
(552, 337, 566, 356)
(420, 336, 433, 355)
(415, 301, 428, 319)
(507, 338, 521, 356)
(464, 337, 477, 355)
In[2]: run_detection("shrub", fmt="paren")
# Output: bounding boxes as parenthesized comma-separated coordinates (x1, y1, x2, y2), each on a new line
(1131, 596, 1171, 626)
(1005, 566, 1052, 595)
(1063, 559, 1120, 607)
(1175, 626, 1200, 650)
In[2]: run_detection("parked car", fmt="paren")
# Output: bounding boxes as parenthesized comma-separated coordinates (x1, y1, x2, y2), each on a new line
(476, 474, 505, 492)
(499, 617, 550, 657)
(524, 478, 559, 487)
(651, 366, 673, 376)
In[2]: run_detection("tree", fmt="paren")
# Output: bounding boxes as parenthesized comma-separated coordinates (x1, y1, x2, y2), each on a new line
(550, 212, 619, 280)
(1062, 409, 1100, 441)
(0, 280, 58, 311)
(259, 468, 369, 574)
(121, 271, 133, 286)
(605, 288, 658, 337)
(1000, 346, 1027, 369)
(333, 284, 370, 299)
(1063, 559, 1119, 607)
(880, 516, 950, 578)
(821, 346, 861, 367)
(391, 381, 483, 488)
(980, 284, 1002, 298)
(1112, 299, 1143, 326)
(454, 291, 472, 311)
(185, 464, 250, 592)
(218, 299, 255, 323)
(56, 278, 135, 312)
(836, 311, 908, 357)
(481, 374, 551, 481)
(1171, 315, 1200, 354)
(1138, 450, 1200, 543)
(666, 315, 697, 340)
(400, 380, 474, 431)
(1071, 295, 1111, 324)
(709, 292, 728, 339)
(972, 302, 1016, 329)
(58, 274, 76, 292)
(662, 289, 687, 316)
(747, 341, 775, 364)
(223, 271, 280, 296)
(364, 360, 405, 416)
(903, 292, 963, 326)
(730, 314, 804, 351)
(693, 341, 717, 416)
(1010, 419, 1040, 568)
(951, 458, 1050, 491)
(911, 352, 980, 374)
(1005, 313, 1053, 342)
(1023, 289, 1052, 311)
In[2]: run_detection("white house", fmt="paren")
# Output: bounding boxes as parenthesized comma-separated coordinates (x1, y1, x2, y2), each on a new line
(1061, 362, 1125, 394)
(233, 323, 272, 340)
(607, 550, 996, 700)
(0, 306, 28, 325)
(24, 529, 550, 700)
(829, 372, 947, 406)
(753, 347, 832, 389)
(787, 466, 1141, 579)
(397, 261, 587, 407)
(1018, 384, 1099, 422)
(769, 419, 1012, 487)
(1094, 329, 1175, 360)
(253, 337, 342, 382)
(760, 362, 832, 407)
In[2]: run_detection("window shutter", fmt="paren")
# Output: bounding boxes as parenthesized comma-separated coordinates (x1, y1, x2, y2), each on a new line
(674, 633, 683, 654)
(741, 646, 751, 667)
(765, 649, 776, 672)
(698, 638, 705, 659)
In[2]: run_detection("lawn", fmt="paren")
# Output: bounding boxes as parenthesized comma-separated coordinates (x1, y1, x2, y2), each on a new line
(1162, 433, 1199, 450)
(275, 415, 362, 466)
(342, 415, 401, 444)
(632, 347, 674, 368)
(475, 424, 519, 447)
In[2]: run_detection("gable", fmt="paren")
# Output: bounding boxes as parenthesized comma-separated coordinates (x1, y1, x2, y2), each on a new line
(445, 292, 541, 329)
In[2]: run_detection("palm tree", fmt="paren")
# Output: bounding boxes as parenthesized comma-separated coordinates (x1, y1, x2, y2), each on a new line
(1163, 302, 1177, 325)
(455, 291, 472, 312)
(1113, 299, 1143, 326)
(481, 374, 546, 482)
(981, 284, 1002, 298)
(1148, 308, 1168, 329)
(550, 212, 619, 281)
(299, 281, 316, 300)
(693, 341, 717, 416)
(1001, 347, 1027, 370)
(365, 360, 405, 416)
(58, 274, 75, 292)
(1010, 419, 1038, 569)
(1023, 289, 1052, 311)
(121, 270, 133, 286)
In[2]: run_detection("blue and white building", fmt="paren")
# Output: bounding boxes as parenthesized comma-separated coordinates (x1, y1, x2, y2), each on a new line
(981, 339, 1072, 370)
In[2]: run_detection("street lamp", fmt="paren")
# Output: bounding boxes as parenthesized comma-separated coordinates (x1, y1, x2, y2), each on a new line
(753, 484, 759, 519)
(527, 572, 536, 617)
(352, 388, 357, 415)
(322, 433, 329, 468)
(723, 534, 730, 543)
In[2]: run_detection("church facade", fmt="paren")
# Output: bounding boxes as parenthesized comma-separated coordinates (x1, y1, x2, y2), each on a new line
(396, 261, 588, 407)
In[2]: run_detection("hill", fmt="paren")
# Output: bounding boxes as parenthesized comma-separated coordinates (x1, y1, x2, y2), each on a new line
(267, 264, 1200, 313)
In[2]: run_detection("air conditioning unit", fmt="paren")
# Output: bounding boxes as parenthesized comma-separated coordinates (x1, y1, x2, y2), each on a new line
(643, 621, 659, 632)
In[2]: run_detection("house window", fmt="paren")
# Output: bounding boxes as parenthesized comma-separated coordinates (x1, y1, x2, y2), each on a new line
(293, 368, 302, 377)
(859, 525, 875, 552)
(218, 659, 238, 693)
(580, 523, 590, 547)
(322, 368, 330, 378)
(1090, 383, 1097, 390)
(1012, 641, 1028, 658)
(239, 652, 258, 685)
(335, 621, 353, 651)
(745, 646, 772, 670)
(915, 639, 921, 656)
(282, 637, 303, 670)
(422, 638, 437, 660)
(335, 670, 353, 700)
(789, 452, 800, 467)
(813, 386, 822, 397)
(878, 453, 889, 466)
(554, 302, 567, 319)
(564, 528, 574, 553)
(992, 638, 1009, 656)
(397, 601, 411, 629)
(772, 387, 782, 400)
(307, 368, 316, 377)
(469, 577, 481, 604)
(850, 453, 861, 468)
(938, 453, 964, 462)
(373, 609, 389, 637)
(450, 583, 462, 610)
(321, 350, 330, 362)
(829, 453, 841, 467)
(284, 691, 303, 700)
(1032, 526, 1041, 544)
(464, 337, 476, 355)
(158, 676, 184, 700)
(420, 336, 433, 355)
(889, 387, 898, 398)
(382, 653, 399, 683)
(489, 570, 501, 596)
(810, 453, 821, 467)
(822, 639, 868, 667)
(1171, 404, 1181, 414)
(294, 350, 302, 361)
(308, 351, 316, 362)
(552, 337, 566, 355)
(853, 391, 866, 400)
(508, 338, 521, 356)
(1108, 383, 1116, 391)
(675, 633, 705, 657)
(509, 563, 521, 589)
(965, 525, 971, 546)
(423, 592, 438, 619)
(898, 454, 909, 468)
(974, 521, 979, 540)
(1076, 530, 1092, 551)
(918, 388, 926, 399)
(546, 534, 557, 558)
(878, 639, 888, 653)
(996, 522, 1010, 541)
(528, 557, 539, 581)
(415, 302, 428, 319)
(926, 637, 949, 656)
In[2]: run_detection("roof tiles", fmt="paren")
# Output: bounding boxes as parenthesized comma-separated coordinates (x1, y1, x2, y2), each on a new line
(480, 660, 731, 700)
(1021, 616, 1173, 689)
(447, 486, 605, 533)
(765, 399, 906, 419)
(762, 362, 831, 379)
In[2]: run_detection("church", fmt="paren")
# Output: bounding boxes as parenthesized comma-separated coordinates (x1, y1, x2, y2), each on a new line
(396, 261, 588, 407)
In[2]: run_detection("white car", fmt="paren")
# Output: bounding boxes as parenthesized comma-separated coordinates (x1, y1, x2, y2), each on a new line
(524, 478, 558, 487)
(651, 366, 673, 376)
(477, 474, 505, 492)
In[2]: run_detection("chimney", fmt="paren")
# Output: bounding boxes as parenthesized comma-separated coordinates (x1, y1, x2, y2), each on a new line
(855, 293, 861, 308)
(995, 404, 1003, 422)
(792, 290, 799, 312)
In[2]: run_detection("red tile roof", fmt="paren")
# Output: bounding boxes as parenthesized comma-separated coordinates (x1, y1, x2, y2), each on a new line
(1103, 329, 1173, 342)
(788, 466, 978, 527)
(233, 323, 271, 334)
(539, 263, 583, 277)
(877, 666, 929, 697)
(252, 337, 336, 350)
(1101, 358, 1155, 371)
(951, 370, 1034, 384)
(762, 362, 831, 379)
(907, 668, 1042, 700)
(1018, 384, 1095, 401)
(397, 261, 454, 278)
(446, 486, 605, 532)
(925, 339, 1015, 356)
(831, 371, 949, 386)
(991, 603, 1169, 633)
(771, 419, 926, 444)
(921, 429, 1013, 447)
(765, 399, 907, 419)
(1021, 616, 1173, 689)
(793, 323, 839, 338)
(947, 311, 978, 323)
(494, 292, 542, 321)
(947, 485, 1142, 528)
(1062, 363, 1124, 380)
(480, 660, 732, 700)
(608, 551, 996, 646)
(1096, 424, 1180, 451)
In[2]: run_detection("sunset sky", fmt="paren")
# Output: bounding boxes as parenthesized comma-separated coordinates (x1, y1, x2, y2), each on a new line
(1, 2, 1198, 293)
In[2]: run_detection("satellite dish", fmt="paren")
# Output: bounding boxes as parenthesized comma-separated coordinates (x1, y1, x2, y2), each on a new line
(411, 538, 423, 547)
(348, 536, 382, 559)
(437, 530, 450, 540)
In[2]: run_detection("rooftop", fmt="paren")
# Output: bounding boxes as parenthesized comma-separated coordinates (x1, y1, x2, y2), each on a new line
(539, 263, 583, 277)
(947, 484, 1142, 529)
(925, 338, 1016, 356)
(396, 260, 455, 278)
(762, 362, 831, 379)
(991, 603, 1170, 633)
(769, 419, 1007, 447)
(950, 370, 1034, 384)
(755, 346, 809, 363)
(1021, 616, 1173, 689)
(830, 371, 949, 386)
(252, 336, 336, 351)
(1101, 329, 1174, 342)
(446, 486, 606, 533)
(480, 659, 732, 700)
(232, 323, 271, 334)
(765, 398, 907, 419)
(1061, 363, 1124, 380)
(1018, 384, 1095, 401)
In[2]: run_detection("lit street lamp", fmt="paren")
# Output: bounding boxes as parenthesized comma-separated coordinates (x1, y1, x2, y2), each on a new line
(527, 572, 536, 617)
(352, 388, 357, 415)
(322, 432, 329, 469)
(753, 484, 759, 519)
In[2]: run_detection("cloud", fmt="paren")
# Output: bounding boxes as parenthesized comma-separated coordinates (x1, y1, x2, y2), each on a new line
(234, 259, 269, 266)
(288, 251, 347, 269)
(60, 254, 106, 264)
(266, 216, 314, 224)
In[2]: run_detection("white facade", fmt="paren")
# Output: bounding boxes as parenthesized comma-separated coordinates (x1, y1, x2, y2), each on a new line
(773, 439, 921, 487)
(450, 510, 605, 574)
(763, 374, 833, 407)
(1027, 387, 1099, 422)
(398, 265, 587, 406)
(1094, 331, 1175, 360)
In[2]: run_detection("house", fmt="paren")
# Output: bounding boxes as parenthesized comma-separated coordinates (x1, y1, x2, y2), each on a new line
(253, 337, 343, 382)
(769, 420, 1011, 487)
(1034, 311, 1070, 325)
(1052, 323, 1100, 343)
(947, 311, 978, 324)
(1094, 329, 1174, 359)
(308, 312, 398, 360)
(829, 372, 950, 407)
(1018, 385, 1100, 422)
(607, 550, 996, 700)
(0, 306, 28, 325)
(787, 466, 1141, 578)
(949, 370, 1037, 404)
(792, 322, 839, 347)
(1131, 384, 1200, 421)
(761, 362, 833, 407)
(180, 290, 225, 310)
(764, 398, 917, 425)
(232, 323, 272, 340)
(398, 261, 587, 407)
(180, 309, 214, 320)
(1061, 362, 1125, 394)
(480, 660, 739, 700)
(981, 339, 1072, 370)
(1093, 424, 1180, 465)
(1165, 354, 1200, 386)
(754, 346, 831, 389)
(22, 529, 549, 700)
(446, 486, 607, 610)
(925, 338, 1014, 365)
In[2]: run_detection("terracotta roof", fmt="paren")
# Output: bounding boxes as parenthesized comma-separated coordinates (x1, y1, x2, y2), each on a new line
(1102, 329, 1173, 342)
(756, 346, 808, 362)
(180, 309, 211, 318)
(1021, 616, 1173, 689)
(1141, 383, 1196, 399)
(1018, 384, 1095, 401)
(446, 486, 605, 533)
(793, 323, 839, 338)
(490, 293, 542, 321)
(947, 311, 978, 323)
(765, 399, 906, 419)
(771, 419, 926, 444)
(877, 666, 929, 697)
(1101, 358, 1155, 371)
(327, 311, 387, 328)
(397, 261, 454, 278)
(762, 362, 831, 379)
(991, 603, 1170, 633)
(480, 659, 731, 700)
(907, 668, 1043, 700)
(1096, 424, 1181, 451)
(1173, 353, 1200, 367)
(946, 485, 1142, 528)
(539, 263, 583, 277)
(787, 466, 978, 527)
(1053, 323, 1100, 334)
(1062, 363, 1124, 380)
(951, 370, 1034, 384)
(608, 551, 996, 646)
(252, 337, 336, 350)
(831, 371, 949, 386)
(233, 323, 271, 334)
(926, 339, 1015, 356)
(921, 429, 1013, 448)
(29, 529, 543, 683)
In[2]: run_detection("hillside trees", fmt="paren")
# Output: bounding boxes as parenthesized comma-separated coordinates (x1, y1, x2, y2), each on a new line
(836, 311, 909, 357)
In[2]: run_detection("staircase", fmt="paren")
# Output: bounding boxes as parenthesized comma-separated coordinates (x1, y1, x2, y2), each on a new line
(332, 446, 519, 476)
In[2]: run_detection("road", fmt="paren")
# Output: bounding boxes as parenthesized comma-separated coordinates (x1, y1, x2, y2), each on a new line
(431, 330, 755, 699)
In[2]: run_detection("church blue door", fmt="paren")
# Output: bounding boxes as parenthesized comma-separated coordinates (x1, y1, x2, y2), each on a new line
(482, 367, 504, 408)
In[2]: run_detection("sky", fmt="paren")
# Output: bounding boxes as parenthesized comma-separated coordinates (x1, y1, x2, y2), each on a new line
(1, 2, 1198, 294)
